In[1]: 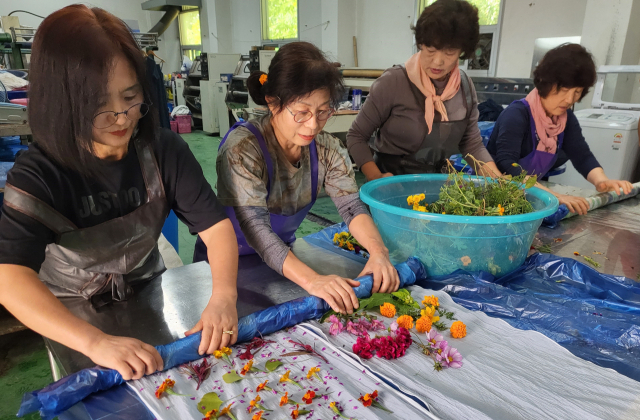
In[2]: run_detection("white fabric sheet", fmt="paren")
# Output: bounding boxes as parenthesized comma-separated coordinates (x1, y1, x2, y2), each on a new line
(305, 285, 640, 420)
(129, 326, 433, 420)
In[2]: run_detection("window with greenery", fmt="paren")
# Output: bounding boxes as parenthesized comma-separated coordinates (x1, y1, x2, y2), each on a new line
(418, 0, 501, 26)
(261, 0, 298, 41)
(179, 7, 202, 46)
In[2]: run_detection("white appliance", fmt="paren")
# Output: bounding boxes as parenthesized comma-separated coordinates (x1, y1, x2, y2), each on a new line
(553, 66, 640, 190)
(201, 53, 240, 134)
(259, 50, 276, 72)
(214, 82, 230, 135)
(173, 78, 185, 107)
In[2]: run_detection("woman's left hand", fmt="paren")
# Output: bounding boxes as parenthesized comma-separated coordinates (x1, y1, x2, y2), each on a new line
(358, 252, 400, 294)
(596, 179, 633, 195)
(185, 294, 238, 355)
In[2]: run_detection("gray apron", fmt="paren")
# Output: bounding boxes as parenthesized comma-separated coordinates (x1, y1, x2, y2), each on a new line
(3, 139, 168, 306)
(374, 68, 473, 174)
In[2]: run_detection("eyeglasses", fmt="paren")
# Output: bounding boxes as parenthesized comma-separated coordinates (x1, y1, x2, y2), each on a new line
(285, 106, 335, 123)
(92, 102, 150, 129)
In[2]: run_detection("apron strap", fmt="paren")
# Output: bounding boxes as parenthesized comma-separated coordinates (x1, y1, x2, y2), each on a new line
(134, 139, 166, 202)
(3, 183, 77, 235)
(309, 139, 318, 202)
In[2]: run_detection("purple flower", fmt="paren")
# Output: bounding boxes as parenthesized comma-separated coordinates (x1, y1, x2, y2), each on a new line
(437, 346, 463, 369)
(370, 319, 385, 331)
(426, 329, 444, 349)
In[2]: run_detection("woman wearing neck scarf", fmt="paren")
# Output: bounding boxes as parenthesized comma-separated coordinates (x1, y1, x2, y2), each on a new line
(347, 0, 500, 180)
(0, 5, 239, 380)
(193, 42, 399, 315)
(487, 44, 632, 215)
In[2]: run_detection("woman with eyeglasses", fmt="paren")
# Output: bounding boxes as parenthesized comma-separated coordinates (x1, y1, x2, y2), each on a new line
(193, 42, 399, 314)
(0, 5, 239, 380)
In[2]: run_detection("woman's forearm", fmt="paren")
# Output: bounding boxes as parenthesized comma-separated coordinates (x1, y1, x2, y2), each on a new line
(200, 219, 238, 299)
(347, 214, 388, 256)
(0, 264, 104, 354)
(586, 167, 608, 186)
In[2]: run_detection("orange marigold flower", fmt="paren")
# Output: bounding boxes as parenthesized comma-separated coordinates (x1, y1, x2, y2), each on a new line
(279, 370, 291, 383)
(252, 410, 264, 420)
(203, 409, 216, 419)
(358, 390, 378, 407)
(380, 302, 396, 318)
(256, 380, 269, 392)
(291, 404, 300, 419)
(497, 204, 505, 216)
(302, 390, 315, 404)
(218, 404, 232, 416)
(460, 256, 471, 266)
(280, 391, 289, 406)
(396, 315, 414, 330)
(241, 360, 254, 375)
(416, 316, 432, 333)
(573, 252, 580, 256)
(422, 295, 439, 308)
(248, 395, 261, 412)
(450, 320, 467, 338)
(155, 378, 175, 399)
(259, 74, 268, 85)
(306, 366, 320, 380)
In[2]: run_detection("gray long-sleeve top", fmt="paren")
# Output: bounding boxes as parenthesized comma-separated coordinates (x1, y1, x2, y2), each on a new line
(217, 115, 370, 274)
(346, 66, 493, 168)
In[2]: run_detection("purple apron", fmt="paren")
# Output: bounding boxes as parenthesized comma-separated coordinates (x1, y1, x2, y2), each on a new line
(193, 121, 318, 261)
(517, 99, 565, 178)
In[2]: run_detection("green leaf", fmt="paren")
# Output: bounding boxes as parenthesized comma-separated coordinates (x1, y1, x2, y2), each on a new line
(358, 293, 396, 312)
(265, 359, 283, 372)
(222, 371, 244, 383)
(298, 409, 311, 415)
(524, 175, 537, 189)
(197, 392, 223, 414)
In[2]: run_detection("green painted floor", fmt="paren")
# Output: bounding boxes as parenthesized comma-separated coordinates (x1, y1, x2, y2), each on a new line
(0, 130, 355, 418)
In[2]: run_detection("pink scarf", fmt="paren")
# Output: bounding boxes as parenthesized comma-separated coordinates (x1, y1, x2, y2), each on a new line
(525, 88, 567, 154)
(405, 52, 461, 134)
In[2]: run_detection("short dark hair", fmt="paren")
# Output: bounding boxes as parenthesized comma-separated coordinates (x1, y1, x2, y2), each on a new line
(533, 43, 596, 100)
(247, 42, 344, 113)
(412, 0, 479, 60)
(29, 5, 158, 178)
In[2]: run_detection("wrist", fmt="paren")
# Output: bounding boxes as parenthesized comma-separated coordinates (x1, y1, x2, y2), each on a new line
(79, 327, 106, 355)
(210, 286, 238, 301)
(368, 243, 389, 257)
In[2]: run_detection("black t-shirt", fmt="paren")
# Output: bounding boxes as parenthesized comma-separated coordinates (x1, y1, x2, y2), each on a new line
(0, 128, 227, 272)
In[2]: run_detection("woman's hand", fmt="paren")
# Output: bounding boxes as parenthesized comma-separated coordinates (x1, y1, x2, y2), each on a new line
(358, 252, 399, 294)
(84, 333, 163, 380)
(185, 294, 238, 355)
(361, 161, 393, 181)
(595, 179, 633, 195)
(305, 274, 360, 315)
(556, 194, 589, 215)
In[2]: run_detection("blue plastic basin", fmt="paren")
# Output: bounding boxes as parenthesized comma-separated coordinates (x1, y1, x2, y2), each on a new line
(360, 174, 559, 277)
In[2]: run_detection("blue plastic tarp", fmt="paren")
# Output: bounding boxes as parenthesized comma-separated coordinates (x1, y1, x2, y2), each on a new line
(304, 222, 369, 264)
(418, 252, 640, 382)
(18, 257, 426, 420)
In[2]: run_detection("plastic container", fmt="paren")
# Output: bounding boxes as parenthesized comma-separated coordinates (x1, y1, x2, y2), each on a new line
(360, 174, 559, 277)
(351, 89, 362, 110)
(170, 120, 178, 133)
(175, 115, 191, 133)
(220, 73, 233, 83)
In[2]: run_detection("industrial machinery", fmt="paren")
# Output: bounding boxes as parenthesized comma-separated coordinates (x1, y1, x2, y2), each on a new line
(471, 77, 534, 107)
(200, 53, 240, 134)
(553, 65, 640, 189)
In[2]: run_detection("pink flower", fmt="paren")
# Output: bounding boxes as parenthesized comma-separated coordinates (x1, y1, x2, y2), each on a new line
(328, 315, 344, 336)
(346, 320, 368, 337)
(371, 327, 412, 360)
(353, 336, 374, 359)
(425, 329, 444, 349)
(370, 319, 385, 331)
(357, 318, 372, 330)
(437, 346, 463, 369)
(389, 321, 398, 332)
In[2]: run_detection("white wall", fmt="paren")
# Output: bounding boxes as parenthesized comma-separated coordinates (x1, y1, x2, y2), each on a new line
(354, 0, 415, 69)
(299, 0, 323, 48)
(337, 0, 357, 67)
(230, 0, 261, 53)
(0, 0, 182, 72)
(495, 0, 587, 78)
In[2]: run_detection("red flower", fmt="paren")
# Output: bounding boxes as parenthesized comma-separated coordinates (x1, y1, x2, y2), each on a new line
(302, 390, 315, 404)
(353, 336, 374, 359)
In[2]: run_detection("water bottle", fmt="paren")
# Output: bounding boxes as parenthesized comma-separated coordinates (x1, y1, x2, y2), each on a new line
(352, 89, 362, 110)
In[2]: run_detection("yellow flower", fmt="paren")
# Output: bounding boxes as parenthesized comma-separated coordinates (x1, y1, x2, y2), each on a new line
(333, 233, 339, 242)
(347, 242, 354, 251)
(380, 302, 396, 317)
(338, 240, 345, 247)
(396, 315, 414, 330)
(280, 370, 291, 383)
(413, 204, 420, 210)
(407, 195, 415, 206)
(416, 316, 432, 333)
(497, 204, 505, 216)
(422, 295, 440, 308)
(419, 193, 425, 200)
(450, 320, 467, 338)
(421, 305, 436, 318)
(418, 206, 427, 212)
(307, 366, 321, 380)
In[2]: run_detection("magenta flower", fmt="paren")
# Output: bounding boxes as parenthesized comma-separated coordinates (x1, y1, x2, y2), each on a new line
(353, 336, 374, 359)
(425, 329, 444, 349)
(437, 346, 463, 369)
(357, 318, 372, 330)
(346, 320, 368, 337)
